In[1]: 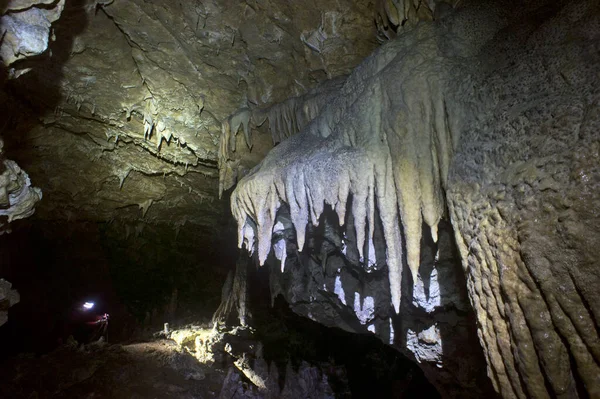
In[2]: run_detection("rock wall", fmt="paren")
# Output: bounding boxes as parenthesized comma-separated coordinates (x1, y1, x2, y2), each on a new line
(0, 0, 380, 359)
(0, 0, 65, 71)
(0, 279, 19, 327)
(447, 1, 600, 397)
(0, 0, 378, 228)
(2, 0, 599, 397)
(0, 0, 61, 330)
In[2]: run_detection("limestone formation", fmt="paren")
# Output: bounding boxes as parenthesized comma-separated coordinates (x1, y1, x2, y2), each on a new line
(229, 2, 476, 315)
(0, 138, 42, 234)
(0, 0, 65, 72)
(446, 1, 600, 396)
(373, 0, 461, 40)
(227, 0, 600, 397)
(1, 0, 599, 397)
(219, 77, 346, 196)
(0, 0, 377, 227)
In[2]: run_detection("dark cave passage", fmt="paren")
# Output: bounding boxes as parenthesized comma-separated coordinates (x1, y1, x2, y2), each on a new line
(0, 218, 231, 357)
(251, 294, 441, 398)
(0, 217, 440, 398)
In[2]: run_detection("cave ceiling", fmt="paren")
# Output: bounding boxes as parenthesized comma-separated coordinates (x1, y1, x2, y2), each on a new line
(0, 0, 380, 230)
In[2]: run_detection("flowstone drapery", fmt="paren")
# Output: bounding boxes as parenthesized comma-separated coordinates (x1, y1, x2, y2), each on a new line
(219, 77, 346, 196)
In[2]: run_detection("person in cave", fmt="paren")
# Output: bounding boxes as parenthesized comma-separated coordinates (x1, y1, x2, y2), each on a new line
(61, 299, 110, 345)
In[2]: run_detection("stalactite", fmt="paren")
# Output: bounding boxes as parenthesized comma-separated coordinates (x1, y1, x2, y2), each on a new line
(228, 22, 464, 313)
(374, 0, 457, 38)
(218, 78, 346, 197)
(138, 199, 153, 217)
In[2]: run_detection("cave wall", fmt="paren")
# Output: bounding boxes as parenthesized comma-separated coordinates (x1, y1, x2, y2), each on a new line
(0, 0, 65, 69)
(446, 2, 600, 396)
(1, 0, 379, 227)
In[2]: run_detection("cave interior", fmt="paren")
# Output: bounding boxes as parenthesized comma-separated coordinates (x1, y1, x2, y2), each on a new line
(0, 0, 599, 398)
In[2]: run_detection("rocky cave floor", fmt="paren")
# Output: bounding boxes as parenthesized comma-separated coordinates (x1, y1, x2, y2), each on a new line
(0, 339, 225, 399)
(0, 302, 441, 399)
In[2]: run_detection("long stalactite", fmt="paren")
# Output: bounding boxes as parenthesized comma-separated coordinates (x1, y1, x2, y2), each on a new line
(225, 19, 472, 313)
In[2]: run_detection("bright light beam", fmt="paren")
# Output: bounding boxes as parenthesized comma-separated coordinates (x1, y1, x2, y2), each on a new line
(83, 302, 94, 310)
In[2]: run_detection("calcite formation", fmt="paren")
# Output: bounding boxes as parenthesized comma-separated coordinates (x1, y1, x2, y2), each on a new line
(219, 77, 346, 196)
(228, 2, 475, 314)
(0, 139, 40, 326)
(1, 0, 377, 228)
(0, 138, 42, 234)
(226, 0, 600, 397)
(2, 0, 599, 397)
(446, 1, 600, 396)
(0, 0, 65, 74)
(373, 0, 461, 39)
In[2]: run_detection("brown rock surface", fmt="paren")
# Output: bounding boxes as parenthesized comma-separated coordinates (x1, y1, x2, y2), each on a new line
(1, 0, 377, 227)
(447, 1, 600, 396)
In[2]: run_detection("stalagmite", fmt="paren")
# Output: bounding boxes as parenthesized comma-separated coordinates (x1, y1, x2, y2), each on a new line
(212, 250, 249, 327)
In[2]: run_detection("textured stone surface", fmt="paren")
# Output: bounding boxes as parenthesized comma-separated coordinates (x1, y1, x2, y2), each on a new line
(259, 210, 491, 397)
(0, 0, 377, 229)
(225, 0, 600, 397)
(0, 143, 42, 233)
(0, 0, 65, 69)
(447, 1, 600, 397)
(2, 0, 599, 397)
(0, 278, 19, 327)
